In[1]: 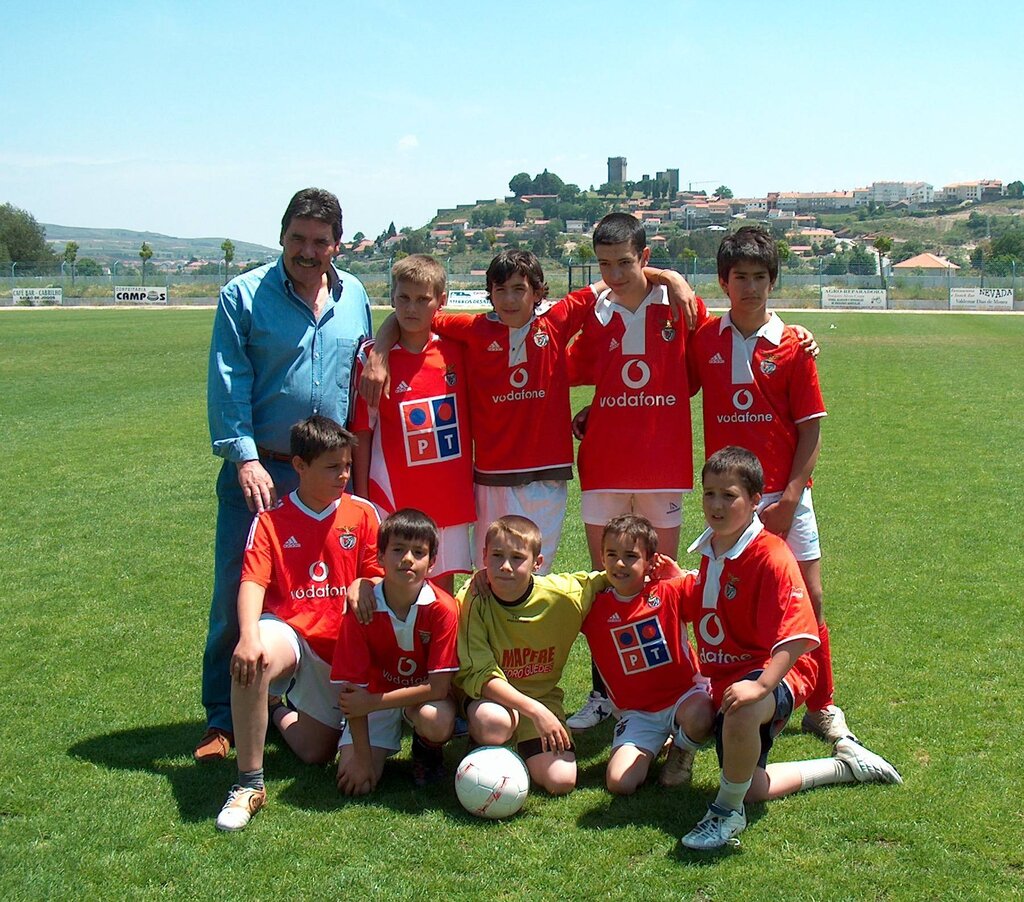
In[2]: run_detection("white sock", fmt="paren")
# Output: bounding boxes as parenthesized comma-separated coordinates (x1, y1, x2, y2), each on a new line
(674, 727, 703, 753)
(713, 773, 752, 813)
(796, 757, 855, 791)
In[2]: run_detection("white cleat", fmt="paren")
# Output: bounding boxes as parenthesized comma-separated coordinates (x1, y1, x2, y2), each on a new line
(835, 737, 903, 785)
(680, 804, 747, 850)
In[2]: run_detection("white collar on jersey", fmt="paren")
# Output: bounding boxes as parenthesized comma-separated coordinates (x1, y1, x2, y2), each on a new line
(289, 491, 341, 521)
(719, 310, 784, 346)
(688, 514, 765, 560)
(593, 283, 668, 326)
(372, 580, 437, 612)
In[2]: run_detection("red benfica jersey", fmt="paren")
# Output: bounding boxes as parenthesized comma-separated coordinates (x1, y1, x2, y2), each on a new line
(568, 285, 709, 492)
(331, 582, 459, 693)
(431, 289, 595, 485)
(581, 581, 700, 713)
(351, 335, 474, 527)
(682, 519, 819, 707)
(241, 492, 383, 662)
(689, 312, 826, 493)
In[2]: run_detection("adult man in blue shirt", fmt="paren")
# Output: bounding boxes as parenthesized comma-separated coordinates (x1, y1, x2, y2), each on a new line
(196, 187, 372, 760)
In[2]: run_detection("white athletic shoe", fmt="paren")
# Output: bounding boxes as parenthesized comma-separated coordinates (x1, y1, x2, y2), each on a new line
(566, 691, 617, 730)
(680, 804, 747, 850)
(215, 785, 266, 831)
(834, 737, 903, 785)
(802, 704, 857, 744)
(658, 745, 696, 788)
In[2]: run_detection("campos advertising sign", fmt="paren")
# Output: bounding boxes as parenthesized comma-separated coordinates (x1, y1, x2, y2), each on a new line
(821, 288, 887, 310)
(12, 287, 63, 306)
(114, 286, 168, 304)
(949, 288, 1013, 311)
(447, 289, 489, 309)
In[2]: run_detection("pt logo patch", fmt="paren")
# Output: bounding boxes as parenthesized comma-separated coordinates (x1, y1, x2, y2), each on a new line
(400, 393, 463, 466)
(612, 615, 671, 673)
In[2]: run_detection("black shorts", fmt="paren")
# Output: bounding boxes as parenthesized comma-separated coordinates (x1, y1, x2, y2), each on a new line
(713, 671, 794, 770)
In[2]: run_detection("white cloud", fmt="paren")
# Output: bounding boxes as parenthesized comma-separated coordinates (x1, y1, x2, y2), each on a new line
(397, 134, 419, 152)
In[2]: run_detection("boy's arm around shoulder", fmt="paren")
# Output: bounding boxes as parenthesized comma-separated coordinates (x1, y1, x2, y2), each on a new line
(544, 569, 611, 620)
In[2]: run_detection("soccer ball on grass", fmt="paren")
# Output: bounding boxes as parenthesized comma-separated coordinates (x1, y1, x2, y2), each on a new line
(454, 746, 530, 819)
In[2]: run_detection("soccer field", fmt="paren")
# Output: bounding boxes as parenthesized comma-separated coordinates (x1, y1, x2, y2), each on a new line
(1, 308, 1021, 900)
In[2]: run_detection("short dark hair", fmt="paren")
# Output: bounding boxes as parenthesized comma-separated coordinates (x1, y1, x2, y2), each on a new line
(378, 508, 439, 559)
(717, 226, 779, 283)
(593, 212, 646, 256)
(280, 188, 344, 243)
(485, 250, 548, 303)
(484, 515, 542, 557)
(290, 415, 356, 463)
(602, 515, 658, 559)
(702, 446, 764, 497)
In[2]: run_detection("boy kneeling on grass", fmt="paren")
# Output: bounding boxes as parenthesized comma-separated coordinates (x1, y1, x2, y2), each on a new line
(216, 416, 382, 832)
(332, 508, 460, 794)
(675, 446, 902, 851)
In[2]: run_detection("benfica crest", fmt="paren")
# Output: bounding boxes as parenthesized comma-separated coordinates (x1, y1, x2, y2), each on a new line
(723, 576, 739, 600)
(418, 630, 432, 644)
(445, 366, 457, 386)
(760, 358, 777, 376)
(339, 532, 357, 550)
(647, 593, 662, 609)
(661, 323, 676, 342)
(533, 330, 550, 348)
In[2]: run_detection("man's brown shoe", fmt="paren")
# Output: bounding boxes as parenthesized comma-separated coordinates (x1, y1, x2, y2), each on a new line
(194, 727, 233, 761)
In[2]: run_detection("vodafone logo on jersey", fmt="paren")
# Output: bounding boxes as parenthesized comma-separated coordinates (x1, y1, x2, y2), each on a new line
(510, 367, 528, 389)
(491, 366, 545, 403)
(621, 359, 651, 389)
(699, 612, 725, 645)
(732, 389, 754, 411)
(309, 561, 329, 582)
(291, 560, 347, 601)
(397, 656, 417, 677)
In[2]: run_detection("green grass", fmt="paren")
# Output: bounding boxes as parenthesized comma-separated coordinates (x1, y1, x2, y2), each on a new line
(2, 308, 1022, 900)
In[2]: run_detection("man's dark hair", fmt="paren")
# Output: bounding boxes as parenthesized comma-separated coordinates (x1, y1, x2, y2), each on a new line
(378, 508, 440, 559)
(280, 188, 344, 242)
(485, 250, 548, 302)
(593, 212, 646, 256)
(290, 415, 355, 463)
(717, 226, 779, 283)
(702, 446, 765, 497)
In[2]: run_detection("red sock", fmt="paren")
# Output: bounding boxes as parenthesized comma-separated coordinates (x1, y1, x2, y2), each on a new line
(806, 621, 835, 711)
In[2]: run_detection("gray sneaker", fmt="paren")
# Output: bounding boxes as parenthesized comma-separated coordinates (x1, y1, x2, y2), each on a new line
(802, 704, 857, 743)
(835, 737, 903, 785)
(680, 804, 746, 850)
(658, 744, 696, 787)
(566, 691, 617, 730)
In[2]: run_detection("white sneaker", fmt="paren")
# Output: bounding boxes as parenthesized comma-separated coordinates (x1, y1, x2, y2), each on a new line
(215, 785, 266, 831)
(835, 737, 903, 785)
(802, 704, 857, 743)
(680, 804, 747, 850)
(566, 691, 617, 730)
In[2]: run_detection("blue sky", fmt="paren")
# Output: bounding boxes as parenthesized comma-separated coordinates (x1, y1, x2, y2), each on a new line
(2, 1, 1022, 250)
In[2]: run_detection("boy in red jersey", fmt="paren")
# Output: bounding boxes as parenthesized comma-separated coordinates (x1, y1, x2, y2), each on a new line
(350, 255, 474, 594)
(332, 509, 459, 794)
(580, 516, 714, 795)
(215, 416, 382, 831)
(360, 249, 696, 572)
(689, 226, 848, 744)
(676, 448, 900, 851)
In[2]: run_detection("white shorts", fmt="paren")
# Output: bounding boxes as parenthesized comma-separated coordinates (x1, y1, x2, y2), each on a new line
(758, 487, 821, 561)
(338, 707, 403, 753)
(431, 522, 473, 578)
(611, 678, 711, 755)
(474, 480, 569, 574)
(581, 490, 684, 530)
(260, 615, 343, 730)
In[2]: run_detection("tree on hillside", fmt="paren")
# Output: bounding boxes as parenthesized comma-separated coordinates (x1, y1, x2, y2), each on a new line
(64, 241, 79, 283)
(715, 185, 734, 199)
(575, 240, 594, 263)
(352, 231, 365, 243)
(0, 202, 57, 269)
(990, 228, 1024, 261)
(508, 205, 526, 225)
(76, 258, 103, 276)
(872, 235, 893, 288)
(509, 172, 533, 197)
(221, 239, 235, 284)
(531, 169, 564, 195)
(558, 183, 581, 203)
(1006, 180, 1023, 199)
(139, 242, 153, 283)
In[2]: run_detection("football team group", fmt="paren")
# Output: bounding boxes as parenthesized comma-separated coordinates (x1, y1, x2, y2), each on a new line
(196, 187, 901, 850)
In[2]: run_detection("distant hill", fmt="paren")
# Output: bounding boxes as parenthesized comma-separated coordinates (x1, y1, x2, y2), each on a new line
(42, 223, 278, 264)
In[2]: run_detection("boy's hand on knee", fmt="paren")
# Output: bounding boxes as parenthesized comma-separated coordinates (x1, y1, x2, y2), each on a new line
(721, 679, 769, 714)
(337, 684, 377, 718)
(530, 706, 571, 754)
(230, 637, 268, 688)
